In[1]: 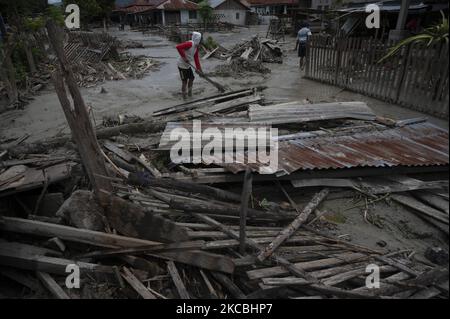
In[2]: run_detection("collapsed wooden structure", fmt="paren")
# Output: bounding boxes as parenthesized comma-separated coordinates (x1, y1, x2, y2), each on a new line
(0, 21, 448, 300)
(1, 83, 448, 299)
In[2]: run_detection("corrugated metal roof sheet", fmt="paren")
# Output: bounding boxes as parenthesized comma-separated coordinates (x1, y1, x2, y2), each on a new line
(220, 122, 449, 175)
(249, 101, 376, 124)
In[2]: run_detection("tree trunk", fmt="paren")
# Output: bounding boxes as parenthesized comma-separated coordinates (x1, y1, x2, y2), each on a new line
(24, 35, 37, 74)
(46, 20, 112, 202)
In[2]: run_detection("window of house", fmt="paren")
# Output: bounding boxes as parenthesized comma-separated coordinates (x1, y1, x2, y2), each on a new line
(236, 12, 240, 20)
(189, 10, 197, 20)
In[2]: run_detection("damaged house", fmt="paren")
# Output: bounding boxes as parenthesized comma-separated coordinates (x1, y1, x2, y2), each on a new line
(208, 0, 251, 26)
(115, 0, 199, 26)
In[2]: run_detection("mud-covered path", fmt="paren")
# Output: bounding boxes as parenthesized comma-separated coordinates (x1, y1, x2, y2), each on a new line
(1, 25, 447, 143)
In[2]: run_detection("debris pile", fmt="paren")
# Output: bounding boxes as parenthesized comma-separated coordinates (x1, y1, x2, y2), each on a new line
(64, 31, 158, 88)
(212, 58, 271, 77)
(1, 88, 448, 299)
(208, 36, 283, 64)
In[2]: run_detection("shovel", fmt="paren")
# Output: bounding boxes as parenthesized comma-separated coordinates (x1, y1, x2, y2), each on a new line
(187, 62, 227, 93)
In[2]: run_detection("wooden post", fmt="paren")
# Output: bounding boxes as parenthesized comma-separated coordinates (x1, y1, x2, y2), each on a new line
(46, 20, 112, 201)
(256, 188, 330, 262)
(239, 168, 253, 255)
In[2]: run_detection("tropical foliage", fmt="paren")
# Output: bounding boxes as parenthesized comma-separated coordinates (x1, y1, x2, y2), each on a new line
(379, 12, 449, 62)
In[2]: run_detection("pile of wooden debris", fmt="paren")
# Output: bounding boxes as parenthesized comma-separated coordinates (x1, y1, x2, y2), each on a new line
(63, 31, 158, 88)
(1, 87, 448, 299)
(206, 36, 283, 64)
(212, 58, 271, 77)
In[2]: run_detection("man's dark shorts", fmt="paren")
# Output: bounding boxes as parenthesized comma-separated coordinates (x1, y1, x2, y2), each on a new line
(298, 43, 307, 58)
(179, 67, 195, 81)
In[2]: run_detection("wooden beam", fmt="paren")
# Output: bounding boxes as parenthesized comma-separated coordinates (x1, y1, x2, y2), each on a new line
(239, 168, 253, 254)
(0, 245, 113, 276)
(121, 267, 156, 299)
(257, 188, 329, 262)
(391, 194, 449, 225)
(0, 217, 161, 248)
(104, 195, 191, 242)
(247, 253, 367, 280)
(211, 272, 245, 299)
(153, 250, 235, 274)
(190, 213, 317, 282)
(46, 20, 112, 200)
(167, 261, 190, 299)
(76, 240, 206, 260)
(36, 271, 70, 299)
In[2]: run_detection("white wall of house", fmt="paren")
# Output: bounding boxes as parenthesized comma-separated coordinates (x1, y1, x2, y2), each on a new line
(180, 10, 199, 24)
(213, 9, 247, 25)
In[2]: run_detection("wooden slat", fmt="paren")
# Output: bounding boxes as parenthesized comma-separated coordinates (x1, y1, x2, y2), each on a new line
(121, 267, 156, 299)
(167, 261, 190, 299)
(36, 271, 70, 299)
(247, 252, 366, 280)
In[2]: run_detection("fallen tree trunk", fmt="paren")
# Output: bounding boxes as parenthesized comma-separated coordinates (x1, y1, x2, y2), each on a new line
(3, 119, 167, 157)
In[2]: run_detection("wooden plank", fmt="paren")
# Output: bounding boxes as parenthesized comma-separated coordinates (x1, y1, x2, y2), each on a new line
(76, 240, 206, 260)
(247, 253, 367, 280)
(0, 244, 113, 276)
(211, 272, 245, 299)
(121, 267, 156, 299)
(103, 141, 134, 163)
(391, 194, 449, 224)
(256, 189, 329, 262)
(167, 261, 190, 299)
(292, 176, 448, 194)
(104, 195, 191, 242)
(199, 270, 218, 298)
(202, 47, 219, 60)
(190, 212, 316, 282)
(239, 168, 253, 254)
(413, 191, 449, 215)
(36, 271, 70, 299)
(46, 21, 112, 199)
(0, 217, 162, 248)
(153, 250, 235, 274)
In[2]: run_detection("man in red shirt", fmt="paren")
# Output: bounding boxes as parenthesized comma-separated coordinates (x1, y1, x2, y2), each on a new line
(176, 32, 203, 99)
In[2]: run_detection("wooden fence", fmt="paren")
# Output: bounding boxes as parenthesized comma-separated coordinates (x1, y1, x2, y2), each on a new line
(305, 36, 449, 118)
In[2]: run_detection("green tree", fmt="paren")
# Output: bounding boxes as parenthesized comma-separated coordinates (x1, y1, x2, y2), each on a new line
(198, 1, 213, 24)
(64, 0, 115, 25)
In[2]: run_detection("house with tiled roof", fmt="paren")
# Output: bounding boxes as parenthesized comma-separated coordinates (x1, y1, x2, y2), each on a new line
(208, 0, 251, 25)
(115, 0, 199, 25)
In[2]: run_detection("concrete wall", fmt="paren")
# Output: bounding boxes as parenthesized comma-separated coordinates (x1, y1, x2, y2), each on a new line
(180, 10, 199, 24)
(213, 9, 247, 25)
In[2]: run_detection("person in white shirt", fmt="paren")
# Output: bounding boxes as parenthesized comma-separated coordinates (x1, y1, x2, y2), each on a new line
(295, 23, 312, 70)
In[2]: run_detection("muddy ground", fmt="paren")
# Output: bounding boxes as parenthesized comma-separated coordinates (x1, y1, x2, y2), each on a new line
(0, 25, 448, 259)
(1, 25, 448, 143)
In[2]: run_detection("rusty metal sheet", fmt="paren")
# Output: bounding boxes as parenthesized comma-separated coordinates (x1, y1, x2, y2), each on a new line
(220, 122, 449, 175)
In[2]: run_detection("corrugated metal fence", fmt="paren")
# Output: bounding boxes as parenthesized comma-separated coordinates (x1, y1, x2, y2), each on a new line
(305, 36, 449, 118)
